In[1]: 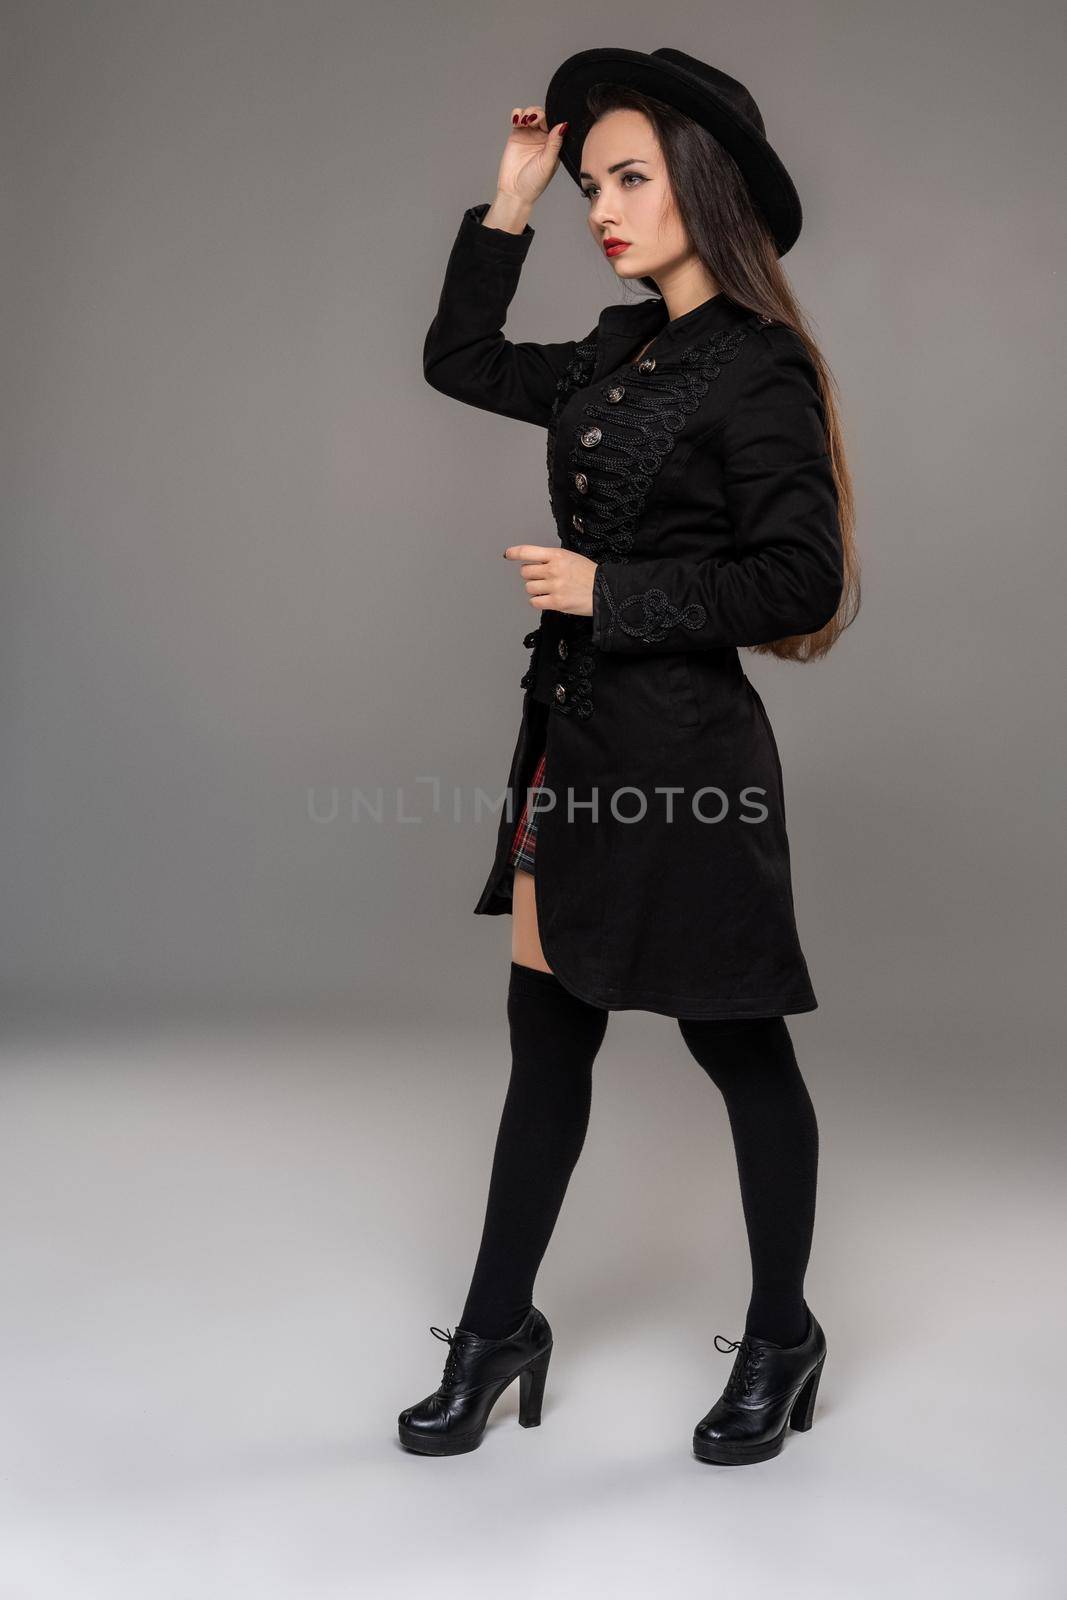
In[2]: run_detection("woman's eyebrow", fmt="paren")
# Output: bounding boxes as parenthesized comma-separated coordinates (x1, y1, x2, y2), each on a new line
(578, 157, 650, 180)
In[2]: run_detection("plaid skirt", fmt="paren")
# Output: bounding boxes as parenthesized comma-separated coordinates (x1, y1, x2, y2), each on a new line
(507, 748, 547, 874)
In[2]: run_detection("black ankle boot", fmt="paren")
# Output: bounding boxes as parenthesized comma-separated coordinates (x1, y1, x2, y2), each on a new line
(397, 1306, 553, 1455)
(692, 1306, 827, 1465)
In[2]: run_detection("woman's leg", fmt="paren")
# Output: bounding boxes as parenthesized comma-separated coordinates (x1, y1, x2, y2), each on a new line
(458, 871, 609, 1339)
(677, 1016, 819, 1348)
(511, 859, 552, 972)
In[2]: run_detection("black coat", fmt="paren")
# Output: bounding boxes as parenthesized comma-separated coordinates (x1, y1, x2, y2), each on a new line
(423, 201, 844, 1020)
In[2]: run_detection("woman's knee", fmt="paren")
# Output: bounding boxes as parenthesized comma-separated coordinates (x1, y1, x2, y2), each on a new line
(678, 1014, 796, 1090)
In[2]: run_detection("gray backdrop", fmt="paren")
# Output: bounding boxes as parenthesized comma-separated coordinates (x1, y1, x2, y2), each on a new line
(3, 2, 1065, 1596)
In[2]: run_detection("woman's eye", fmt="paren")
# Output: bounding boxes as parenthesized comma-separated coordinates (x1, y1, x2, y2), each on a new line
(581, 172, 646, 201)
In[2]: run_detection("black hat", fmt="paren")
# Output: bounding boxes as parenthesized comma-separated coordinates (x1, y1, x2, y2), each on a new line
(545, 47, 802, 257)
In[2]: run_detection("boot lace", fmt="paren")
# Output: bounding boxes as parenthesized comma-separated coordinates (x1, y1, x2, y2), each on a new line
(714, 1333, 767, 1400)
(430, 1324, 464, 1392)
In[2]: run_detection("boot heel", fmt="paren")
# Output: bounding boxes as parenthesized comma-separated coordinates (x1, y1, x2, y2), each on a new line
(789, 1353, 825, 1432)
(518, 1344, 552, 1427)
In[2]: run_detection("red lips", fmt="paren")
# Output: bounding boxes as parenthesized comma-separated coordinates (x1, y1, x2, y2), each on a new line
(603, 237, 630, 257)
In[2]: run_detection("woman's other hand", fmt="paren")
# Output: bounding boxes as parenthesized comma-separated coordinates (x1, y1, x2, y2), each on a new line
(504, 545, 596, 616)
(494, 107, 568, 210)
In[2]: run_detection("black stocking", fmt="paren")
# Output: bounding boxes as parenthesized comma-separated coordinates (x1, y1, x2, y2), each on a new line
(678, 1015, 819, 1347)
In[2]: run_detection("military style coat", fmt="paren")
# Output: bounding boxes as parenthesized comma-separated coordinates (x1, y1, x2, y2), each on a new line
(423, 201, 844, 1020)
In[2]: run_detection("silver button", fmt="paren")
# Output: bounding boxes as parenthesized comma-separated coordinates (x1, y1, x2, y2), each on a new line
(579, 426, 602, 448)
(758, 314, 773, 325)
(574, 471, 589, 493)
(558, 640, 568, 660)
(555, 683, 567, 703)
(606, 385, 625, 402)
(637, 356, 656, 374)
(571, 513, 584, 533)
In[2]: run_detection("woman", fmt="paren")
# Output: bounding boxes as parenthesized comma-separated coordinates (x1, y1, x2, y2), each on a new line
(398, 46, 860, 1466)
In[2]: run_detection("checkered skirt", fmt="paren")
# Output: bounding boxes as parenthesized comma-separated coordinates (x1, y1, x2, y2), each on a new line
(507, 749, 547, 874)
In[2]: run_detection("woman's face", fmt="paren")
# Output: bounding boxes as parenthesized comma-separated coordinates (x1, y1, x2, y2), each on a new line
(579, 108, 689, 282)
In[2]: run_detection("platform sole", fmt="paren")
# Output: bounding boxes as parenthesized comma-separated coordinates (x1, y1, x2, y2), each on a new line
(692, 1425, 790, 1465)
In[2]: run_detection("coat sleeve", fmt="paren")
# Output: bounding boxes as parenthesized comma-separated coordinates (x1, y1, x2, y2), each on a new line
(589, 326, 844, 653)
(423, 202, 592, 428)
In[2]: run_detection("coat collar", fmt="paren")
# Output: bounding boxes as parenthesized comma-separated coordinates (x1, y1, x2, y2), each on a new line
(594, 290, 748, 373)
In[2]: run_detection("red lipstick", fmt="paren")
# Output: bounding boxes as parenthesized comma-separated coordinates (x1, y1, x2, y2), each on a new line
(603, 237, 630, 258)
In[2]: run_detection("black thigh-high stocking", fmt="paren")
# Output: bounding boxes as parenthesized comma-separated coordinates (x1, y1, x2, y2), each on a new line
(677, 1015, 819, 1349)
(458, 961, 610, 1340)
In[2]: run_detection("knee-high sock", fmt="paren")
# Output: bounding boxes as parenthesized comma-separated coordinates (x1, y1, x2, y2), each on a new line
(458, 961, 609, 1340)
(677, 1016, 819, 1348)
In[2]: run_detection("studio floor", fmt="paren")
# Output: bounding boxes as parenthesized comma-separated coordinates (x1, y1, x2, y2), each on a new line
(1, 1007, 1063, 1598)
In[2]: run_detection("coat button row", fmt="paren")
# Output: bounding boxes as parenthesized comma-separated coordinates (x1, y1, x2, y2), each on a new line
(579, 426, 602, 448)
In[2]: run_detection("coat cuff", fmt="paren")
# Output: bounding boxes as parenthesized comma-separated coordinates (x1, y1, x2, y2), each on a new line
(461, 201, 536, 260)
(591, 562, 710, 652)
(590, 555, 843, 654)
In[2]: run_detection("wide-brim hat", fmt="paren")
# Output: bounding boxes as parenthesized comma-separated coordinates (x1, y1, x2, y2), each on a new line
(545, 47, 802, 257)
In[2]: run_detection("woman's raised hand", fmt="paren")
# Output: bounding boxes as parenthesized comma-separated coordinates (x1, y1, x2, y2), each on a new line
(495, 107, 569, 207)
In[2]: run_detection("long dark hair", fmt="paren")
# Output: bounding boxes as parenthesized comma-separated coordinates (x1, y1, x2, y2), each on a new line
(582, 83, 860, 663)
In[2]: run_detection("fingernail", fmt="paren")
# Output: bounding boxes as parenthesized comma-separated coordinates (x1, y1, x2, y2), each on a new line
(512, 114, 519, 124)
(560, 121, 568, 133)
